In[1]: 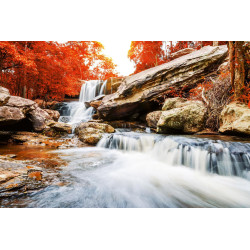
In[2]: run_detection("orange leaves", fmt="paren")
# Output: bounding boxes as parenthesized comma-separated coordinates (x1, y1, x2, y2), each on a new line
(128, 41, 165, 74)
(234, 84, 250, 108)
(0, 41, 118, 101)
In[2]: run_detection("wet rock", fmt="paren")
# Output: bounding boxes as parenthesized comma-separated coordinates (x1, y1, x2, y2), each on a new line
(157, 99, 207, 134)
(0, 158, 45, 197)
(98, 45, 228, 120)
(28, 107, 52, 131)
(75, 122, 115, 145)
(0, 106, 25, 126)
(27, 170, 42, 181)
(44, 109, 60, 122)
(11, 131, 42, 143)
(219, 102, 250, 136)
(0, 86, 10, 106)
(146, 111, 162, 128)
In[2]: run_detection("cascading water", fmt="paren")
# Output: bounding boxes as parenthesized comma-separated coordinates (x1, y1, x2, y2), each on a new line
(9, 131, 250, 208)
(97, 132, 250, 178)
(58, 80, 107, 125)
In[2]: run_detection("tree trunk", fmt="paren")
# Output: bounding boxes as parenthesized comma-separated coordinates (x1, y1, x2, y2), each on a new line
(229, 41, 246, 100)
(22, 42, 28, 99)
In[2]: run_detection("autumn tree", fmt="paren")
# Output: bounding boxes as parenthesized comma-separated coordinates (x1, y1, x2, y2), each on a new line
(0, 41, 118, 101)
(128, 41, 165, 74)
(228, 41, 250, 101)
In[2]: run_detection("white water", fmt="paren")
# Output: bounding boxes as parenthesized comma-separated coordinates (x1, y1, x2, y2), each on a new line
(98, 132, 250, 178)
(58, 80, 107, 125)
(13, 132, 250, 208)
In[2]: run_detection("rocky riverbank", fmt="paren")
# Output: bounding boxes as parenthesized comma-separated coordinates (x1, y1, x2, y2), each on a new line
(1, 44, 250, 202)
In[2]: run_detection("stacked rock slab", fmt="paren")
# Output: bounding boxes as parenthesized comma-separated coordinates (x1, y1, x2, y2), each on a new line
(98, 45, 228, 120)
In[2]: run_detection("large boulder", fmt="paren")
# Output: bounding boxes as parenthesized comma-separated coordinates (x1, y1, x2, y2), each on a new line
(98, 45, 228, 120)
(28, 107, 51, 131)
(0, 86, 10, 106)
(75, 122, 115, 145)
(0, 106, 25, 126)
(219, 102, 250, 136)
(146, 111, 162, 129)
(157, 99, 207, 134)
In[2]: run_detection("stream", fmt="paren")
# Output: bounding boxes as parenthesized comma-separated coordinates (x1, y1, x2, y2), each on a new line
(1, 131, 250, 208)
(1, 80, 250, 208)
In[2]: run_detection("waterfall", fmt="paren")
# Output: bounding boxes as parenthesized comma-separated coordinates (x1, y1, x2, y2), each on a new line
(58, 80, 107, 124)
(98, 132, 250, 179)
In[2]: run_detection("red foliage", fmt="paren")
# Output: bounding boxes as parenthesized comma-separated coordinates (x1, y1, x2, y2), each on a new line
(189, 78, 213, 100)
(233, 84, 250, 108)
(0, 41, 118, 101)
(128, 41, 165, 74)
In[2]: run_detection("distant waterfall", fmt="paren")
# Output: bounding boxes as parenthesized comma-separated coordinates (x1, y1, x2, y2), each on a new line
(98, 132, 250, 179)
(58, 80, 107, 124)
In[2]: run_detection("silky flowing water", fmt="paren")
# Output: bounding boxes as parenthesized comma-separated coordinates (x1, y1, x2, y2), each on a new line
(2, 80, 250, 207)
(58, 80, 107, 125)
(3, 131, 250, 208)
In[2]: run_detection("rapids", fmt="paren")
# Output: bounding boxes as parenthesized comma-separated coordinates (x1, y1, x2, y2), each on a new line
(6, 131, 250, 208)
(3, 81, 250, 208)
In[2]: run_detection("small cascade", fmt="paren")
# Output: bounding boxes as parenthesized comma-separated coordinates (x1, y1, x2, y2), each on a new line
(98, 132, 250, 179)
(58, 80, 107, 125)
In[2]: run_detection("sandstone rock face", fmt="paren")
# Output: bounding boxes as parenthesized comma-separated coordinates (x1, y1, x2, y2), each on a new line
(157, 99, 207, 134)
(219, 102, 250, 136)
(44, 109, 60, 121)
(146, 111, 162, 128)
(170, 48, 195, 60)
(0, 86, 10, 106)
(75, 122, 115, 145)
(0, 106, 25, 126)
(98, 46, 228, 120)
(28, 107, 51, 131)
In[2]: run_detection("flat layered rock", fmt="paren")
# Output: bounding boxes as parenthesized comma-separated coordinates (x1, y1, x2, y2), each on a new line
(98, 45, 228, 120)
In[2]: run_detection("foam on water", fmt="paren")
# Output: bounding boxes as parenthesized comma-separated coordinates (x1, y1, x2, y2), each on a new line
(14, 133, 250, 208)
